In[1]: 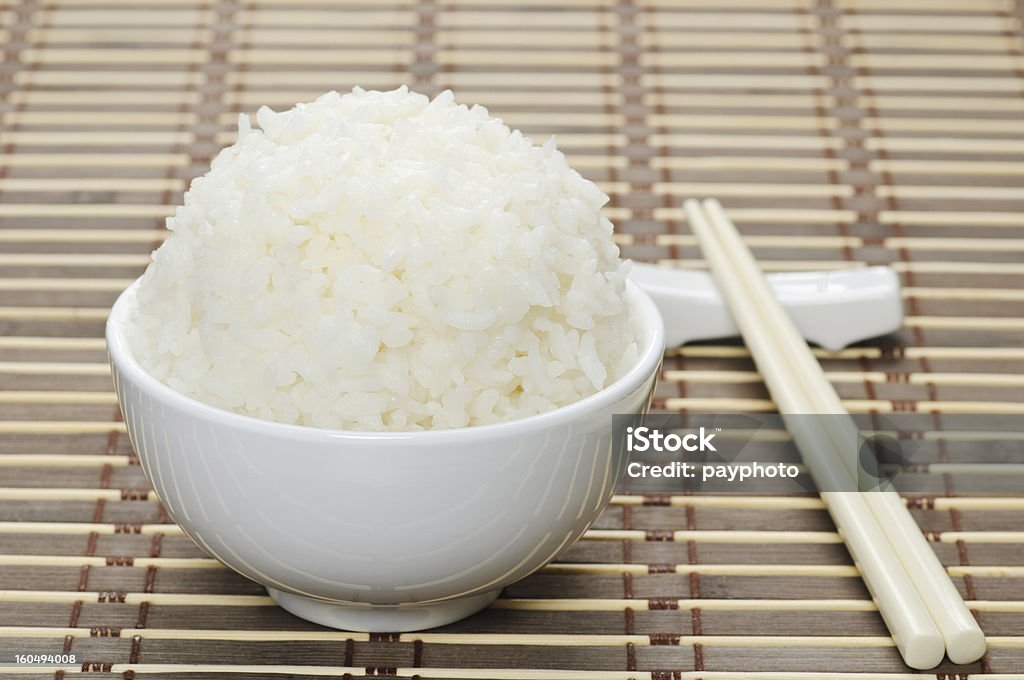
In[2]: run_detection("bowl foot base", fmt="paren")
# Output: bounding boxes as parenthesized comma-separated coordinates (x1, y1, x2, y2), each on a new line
(267, 587, 500, 632)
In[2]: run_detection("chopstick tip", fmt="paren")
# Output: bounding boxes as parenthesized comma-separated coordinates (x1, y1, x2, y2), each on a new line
(702, 197, 724, 213)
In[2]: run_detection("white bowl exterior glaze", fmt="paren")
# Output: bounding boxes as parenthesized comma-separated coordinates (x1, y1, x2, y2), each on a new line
(107, 280, 663, 611)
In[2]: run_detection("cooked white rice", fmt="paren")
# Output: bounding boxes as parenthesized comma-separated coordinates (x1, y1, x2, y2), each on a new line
(127, 87, 637, 431)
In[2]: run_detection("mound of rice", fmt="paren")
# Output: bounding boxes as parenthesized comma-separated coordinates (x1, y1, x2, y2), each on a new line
(127, 87, 637, 431)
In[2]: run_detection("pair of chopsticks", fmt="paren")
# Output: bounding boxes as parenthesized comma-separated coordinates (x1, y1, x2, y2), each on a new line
(684, 198, 986, 670)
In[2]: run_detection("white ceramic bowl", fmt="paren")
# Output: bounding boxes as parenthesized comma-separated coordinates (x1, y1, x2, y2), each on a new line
(106, 280, 664, 632)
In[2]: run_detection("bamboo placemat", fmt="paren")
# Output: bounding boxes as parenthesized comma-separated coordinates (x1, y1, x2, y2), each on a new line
(2, 0, 1024, 677)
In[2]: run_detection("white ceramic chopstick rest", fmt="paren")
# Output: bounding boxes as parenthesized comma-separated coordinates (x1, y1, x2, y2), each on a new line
(629, 262, 903, 351)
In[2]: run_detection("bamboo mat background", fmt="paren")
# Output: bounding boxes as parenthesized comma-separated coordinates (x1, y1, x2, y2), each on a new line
(1, 0, 1024, 677)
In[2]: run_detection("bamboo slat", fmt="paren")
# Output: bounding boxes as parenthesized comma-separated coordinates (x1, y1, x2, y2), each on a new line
(13, 71, 207, 87)
(4, 204, 169, 218)
(0, 253, 152, 266)
(0, 337, 106, 350)
(0, 153, 189, 167)
(7, 90, 203, 105)
(19, 48, 210, 64)
(0, 178, 184, 191)
(0, 279, 134, 291)
(1, 623, 1023, 651)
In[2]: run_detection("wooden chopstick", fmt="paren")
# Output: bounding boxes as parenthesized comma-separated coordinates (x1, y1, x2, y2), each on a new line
(685, 198, 949, 670)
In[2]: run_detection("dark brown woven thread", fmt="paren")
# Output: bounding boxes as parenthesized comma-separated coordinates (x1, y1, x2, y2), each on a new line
(228, 0, 249, 123)
(880, 346, 903, 361)
(90, 411, 117, 633)
(369, 633, 401, 643)
(685, 503, 703, 673)
(934, 413, 994, 672)
(645, 529, 673, 541)
(344, 637, 355, 667)
(63, 409, 115, 680)
(846, 3, 922, 390)
(83, 530, 100, 562)
(861, 320, 880, 404)
(412, 638, 423, 672)
(649, 633, 681, 645)
(649, 598, 678, 610)
(905, 496, 936, 511)
(621, 503, 636, 673)
(148, 532, 163, 562)
(82, 663, 113, 673)
(134, 601, 150, 629)
(138, 467, 165, 673)
(806, 2, 856, 265)
(616, 0, 648, 189)
(137, 516, 160, 667)
(622, 503, 634, 571)
(106, 556, 134, 567)
(413, 0, 437, 95)
(91, 627, 120, 638)
(0, 0, 40, 188)
(209, 0, 240, 121)
(1004, 2, 1024, 86)
(625, 640, 637, 674)
(105, 412, 122, 458)
(814, 1, 867, 262)
(143, 565, 158, 594)
(60, 600, 80, 671)
(601, 0, 619, 222)
(645, 2, 679, 270)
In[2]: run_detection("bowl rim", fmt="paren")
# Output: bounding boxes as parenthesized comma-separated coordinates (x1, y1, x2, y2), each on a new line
(106, 277, 665, 443)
